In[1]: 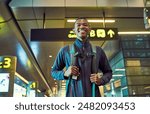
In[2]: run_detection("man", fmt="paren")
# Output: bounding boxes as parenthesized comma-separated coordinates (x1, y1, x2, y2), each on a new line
(51, 17, 112, 97)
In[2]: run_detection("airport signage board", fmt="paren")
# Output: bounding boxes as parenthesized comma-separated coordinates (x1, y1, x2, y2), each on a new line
(0, 56, 17, 72)
(0, 56, 17, 96)
(31, 28, 118, 41)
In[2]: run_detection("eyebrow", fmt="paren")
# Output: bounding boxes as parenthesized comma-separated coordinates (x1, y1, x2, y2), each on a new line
(76, 22, 88, 24)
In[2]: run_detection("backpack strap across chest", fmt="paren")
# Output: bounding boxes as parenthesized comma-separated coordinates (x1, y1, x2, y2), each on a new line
(91, 45, 97, 97)
(69, 44, 78, 80)
(91, 45, 97, 73)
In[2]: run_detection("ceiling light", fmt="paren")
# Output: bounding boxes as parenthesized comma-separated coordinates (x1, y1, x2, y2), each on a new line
(15, 72, 29, 84)
(88, 19, 115, 23)
(118, 31, 150, 35)
(110, 79, 115, 81)
(112, 74, 124, 77)
(37, 89, 41, 93)
(145, 0, 150, 5)
(67, 19, 115, 23)
(115, 69, 125, 71)
(49, 55, 52, 58)
(144, 86, 150, 89)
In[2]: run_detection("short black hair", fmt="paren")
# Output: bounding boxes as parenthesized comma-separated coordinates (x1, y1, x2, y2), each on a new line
(76, 17, 87, 20)
(74, 17, 88, 24)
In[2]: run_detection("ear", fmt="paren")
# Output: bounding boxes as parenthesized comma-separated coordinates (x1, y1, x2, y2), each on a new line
(89, 27, 91, 31)
(88, 27, 91, 33)
(88, 24, 91, 32)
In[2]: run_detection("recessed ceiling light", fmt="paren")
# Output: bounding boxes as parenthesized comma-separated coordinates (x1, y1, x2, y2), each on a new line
(67, 19, 115, 23)
(115, 69, 125, 71)
(118, 31, 150, 35)
(112, 74, 124, 77)
(49, 55, 52, 58)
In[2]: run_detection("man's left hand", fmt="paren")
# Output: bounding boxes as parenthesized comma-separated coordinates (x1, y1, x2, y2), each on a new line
(90, 73, 102, 85)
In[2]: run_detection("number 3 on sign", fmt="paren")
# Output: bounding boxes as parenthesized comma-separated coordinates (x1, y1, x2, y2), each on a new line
(3, 58, 11, 68)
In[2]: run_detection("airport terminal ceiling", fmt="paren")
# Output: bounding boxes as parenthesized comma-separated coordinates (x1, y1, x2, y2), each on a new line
(1, 0, 150, 95)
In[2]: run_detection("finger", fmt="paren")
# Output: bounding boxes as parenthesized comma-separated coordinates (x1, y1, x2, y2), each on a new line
(72, 71, 78, 75)
(71, 67, 76, 73)
(72, 66, 79, 72)
(73, 68, 79, 73)
(90, 76, 99, 83)
(72, 72, 80, 76)
(73, 66, 79, 69)
(90, 77, 94, 81)
(91, 74, 96, 77)
(90, 76, 96, 81)
(72, 68, 80, 76)
(90, 79, 94, 83)
(90, 76, 97, 80)
(90, 77, 96, 83)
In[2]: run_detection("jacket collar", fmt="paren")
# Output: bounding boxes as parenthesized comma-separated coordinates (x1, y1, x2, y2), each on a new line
(74, 38, 90, 49)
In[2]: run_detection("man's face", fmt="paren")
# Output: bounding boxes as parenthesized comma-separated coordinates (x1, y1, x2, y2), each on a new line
(73, 19, 91, 41)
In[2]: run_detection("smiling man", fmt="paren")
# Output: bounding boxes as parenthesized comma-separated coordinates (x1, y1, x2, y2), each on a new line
(51, 17, 112, 97)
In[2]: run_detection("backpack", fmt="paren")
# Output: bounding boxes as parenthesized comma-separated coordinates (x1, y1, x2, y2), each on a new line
(69, 43, 97, 97)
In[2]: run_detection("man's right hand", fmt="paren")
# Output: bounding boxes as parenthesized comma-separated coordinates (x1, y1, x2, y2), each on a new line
(64, 66, 80, 77)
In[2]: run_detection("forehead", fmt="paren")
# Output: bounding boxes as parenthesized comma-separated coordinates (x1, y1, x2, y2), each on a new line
(75, 19, 89, 24)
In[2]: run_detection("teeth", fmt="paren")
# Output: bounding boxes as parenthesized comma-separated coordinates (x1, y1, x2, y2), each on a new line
(79, 28, 86, 32)
(77, 28, 87, 33)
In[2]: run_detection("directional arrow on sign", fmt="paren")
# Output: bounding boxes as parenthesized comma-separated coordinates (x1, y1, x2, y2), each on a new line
(107, 29, 115, 38)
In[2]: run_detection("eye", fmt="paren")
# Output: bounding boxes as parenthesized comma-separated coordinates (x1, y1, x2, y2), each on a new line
(77, 24, 81, 27)
(76, 23, 88, 27)
(83, 23, 88, 26)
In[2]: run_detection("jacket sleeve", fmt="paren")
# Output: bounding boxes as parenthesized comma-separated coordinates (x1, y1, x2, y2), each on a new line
(51, 47, 66, 80)
(97, 47, 112, 86)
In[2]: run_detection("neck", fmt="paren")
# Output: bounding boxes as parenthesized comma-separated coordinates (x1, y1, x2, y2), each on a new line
(77, 37, 87, 43)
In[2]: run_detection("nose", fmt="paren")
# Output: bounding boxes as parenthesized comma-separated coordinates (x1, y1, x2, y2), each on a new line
(79, 25, 86, 30)
(80, 24, 86, 28)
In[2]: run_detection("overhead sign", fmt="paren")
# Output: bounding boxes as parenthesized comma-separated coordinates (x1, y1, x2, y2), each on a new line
(26, 81, 38, 97)
(0, 56, 17, 72)
(31, 28, 118, 41)
(0, 56, 17, 97)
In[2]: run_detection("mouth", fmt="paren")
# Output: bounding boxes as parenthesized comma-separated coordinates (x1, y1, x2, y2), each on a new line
(78, 28, 87, 33)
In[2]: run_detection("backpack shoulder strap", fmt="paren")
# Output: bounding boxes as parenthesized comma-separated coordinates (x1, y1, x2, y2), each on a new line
(91, 45, 96, 54)
(91, 44, 97, 97)
(69, 44, 75, 55)
(69, 44, 78, 80)
(91, 45, 97, 73)
(69, 44, 76, 66)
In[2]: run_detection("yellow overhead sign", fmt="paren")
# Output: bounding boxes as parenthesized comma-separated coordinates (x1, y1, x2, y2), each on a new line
(0, 56, 17, 72)
(31, 28, 118, 41)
